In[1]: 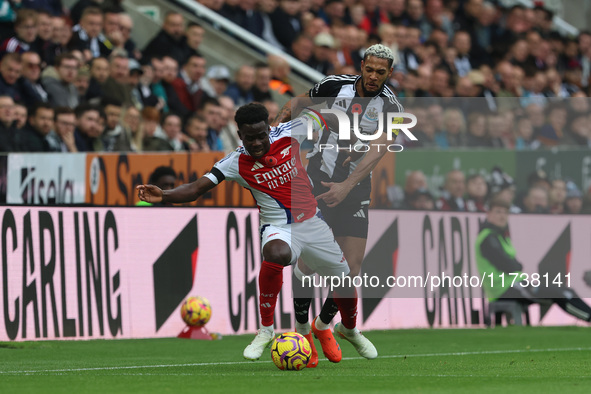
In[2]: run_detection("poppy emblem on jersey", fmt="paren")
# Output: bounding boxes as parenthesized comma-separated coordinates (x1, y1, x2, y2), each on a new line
(264, 156, 278, 167)
(351, 103, 363, 114)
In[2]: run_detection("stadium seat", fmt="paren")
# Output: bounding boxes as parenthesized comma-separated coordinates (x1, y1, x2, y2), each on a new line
(487, 300, 530, 327)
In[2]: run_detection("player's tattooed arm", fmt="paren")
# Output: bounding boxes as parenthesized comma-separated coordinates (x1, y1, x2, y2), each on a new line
(271, 93, 314, 126)
(137, 176, 217, 204)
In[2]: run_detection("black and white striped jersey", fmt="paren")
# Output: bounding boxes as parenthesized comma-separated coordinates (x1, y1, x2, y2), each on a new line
(306, 74, 403, 203)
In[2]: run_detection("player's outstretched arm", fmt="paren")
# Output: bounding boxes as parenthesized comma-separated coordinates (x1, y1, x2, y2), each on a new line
(137, 176, 217, 204)
(316, 133, 389, 208)
(271, 93, 314, 126)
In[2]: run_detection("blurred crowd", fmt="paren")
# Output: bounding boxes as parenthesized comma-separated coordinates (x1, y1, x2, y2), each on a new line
(0, 0, 590, 155)
(0, 0, 590, 207)
(388, 166, 591, 215)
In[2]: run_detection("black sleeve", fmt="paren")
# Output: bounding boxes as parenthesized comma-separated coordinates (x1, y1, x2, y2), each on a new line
(309, 76, 342, 103)
(480, 233, 523, 273)
(209, 167, 225, 184)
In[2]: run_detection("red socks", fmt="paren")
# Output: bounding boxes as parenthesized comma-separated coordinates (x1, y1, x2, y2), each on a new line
(333, 287, 358, 329)
(259, 260, 285, 327)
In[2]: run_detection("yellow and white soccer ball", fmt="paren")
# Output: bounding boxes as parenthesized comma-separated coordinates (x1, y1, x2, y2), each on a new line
(270, 332, 312, 371)
(180, 296, 211, 327)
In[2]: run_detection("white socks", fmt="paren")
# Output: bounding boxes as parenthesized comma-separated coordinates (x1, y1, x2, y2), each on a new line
(295, 321, 311, 334)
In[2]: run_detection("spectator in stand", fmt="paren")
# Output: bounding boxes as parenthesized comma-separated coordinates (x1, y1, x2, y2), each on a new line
(149, 57, 168, 112)
(199, 97, 224, 151)
(318, 0, 346, 27)
(536, 104, 568, 147)
(142, 11, 186, 64)
(522, 186, 549, 214)
(217, 94, 240, 153)
(74, 103, 103, 151)
(565, 113, 591, 148)
(200, 64, 231, 98)
(0, 57, 13, 87)
(19, 51, 48, 107)
(44, 15, 71, 66)
(437, 170, 466, 211)
(69, 0, 104, 26)
(224, 64, 255, 107)
(141, 106, 171, 151)
(261, 98, 278, 122)
(121, 104, 141, 151)
(161, 55, 189, 117)
(74, 64, 91, 102)
(172, 54, 209, 116)
(514, 116, 540, 150)
(46, 106, 78, 152)
(578, 30, 591, 89)
(252, 62, 272, 102)
(85, 55, 107, 102)
(118, 13, 140, 60)
(102, 50, 132, 105)
(68, 7, 113, 61)
(133, 62, 159, 108)
(33, 10, 53, 57)
(268, 54, 294, 96)
(429, 66, 453, 97)
(100, 96, 133, 151)
(407, 188, 435, 210)
(181, 22, 205, 61)
(486, 112, 511, 149)
(422, 0, 453, 40)
(14, 102, 54, 152)
(465, 174, 487, 212)
(403, 0, 424, 30)
(465, 112, 490, 147)
(488, 166, 520, 213)
(101, 7, 125, 52)
(13, 103, 27, 129)
(271, 0, 303, 50)
(387, 170, 427, 209)
(41, 52, 79, 108)
(289, 34, 314, 64)
(1, 9, 39, 56)
(220, 0, 264, 38)
(564, 181, 583, 215)
(441, 107, 467, 147)
(184, 114, 210, 152)
(160, 112, 187, 152)
(0, 95, 17, 151)
(548, 178, 567, 215)
(358, 0, 389, 36)
(258, 0, 284, 49)
(452, 30, 473, 77)
(310, 32, 336, 75)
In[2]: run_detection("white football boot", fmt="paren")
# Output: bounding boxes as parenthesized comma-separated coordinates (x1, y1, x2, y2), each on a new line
(334, 322, 378, 359)
(243, 327, 275, 360)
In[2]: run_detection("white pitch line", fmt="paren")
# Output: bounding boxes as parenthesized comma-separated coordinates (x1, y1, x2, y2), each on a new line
(2, 346, 590, 375)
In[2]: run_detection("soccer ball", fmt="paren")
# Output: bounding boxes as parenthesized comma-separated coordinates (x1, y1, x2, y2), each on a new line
(270, 332, 312, 371)
(180, 296, 211, 327)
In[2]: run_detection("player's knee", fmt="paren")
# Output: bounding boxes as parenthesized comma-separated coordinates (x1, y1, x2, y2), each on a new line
(263, 240, 292, 266)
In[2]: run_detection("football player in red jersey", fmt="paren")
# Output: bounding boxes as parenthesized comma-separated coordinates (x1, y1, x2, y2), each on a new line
(137, 103, 377, 363)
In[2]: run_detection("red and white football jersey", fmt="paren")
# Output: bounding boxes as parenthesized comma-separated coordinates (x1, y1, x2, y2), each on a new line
(204, 118, 318, 225)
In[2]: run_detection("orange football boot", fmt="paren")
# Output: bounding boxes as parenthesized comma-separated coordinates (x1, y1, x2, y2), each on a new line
(311, 317, 342, 363)
(302, 331, 319, 368)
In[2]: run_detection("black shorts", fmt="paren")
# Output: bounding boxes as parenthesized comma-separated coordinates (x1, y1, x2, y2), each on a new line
(316, 198, 369, 238)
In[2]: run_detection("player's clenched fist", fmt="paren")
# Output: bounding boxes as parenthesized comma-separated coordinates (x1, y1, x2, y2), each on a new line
(136, 184, 163, 203)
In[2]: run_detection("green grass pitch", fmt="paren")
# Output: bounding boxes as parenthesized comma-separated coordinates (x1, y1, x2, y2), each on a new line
(1, 326, 590, 394)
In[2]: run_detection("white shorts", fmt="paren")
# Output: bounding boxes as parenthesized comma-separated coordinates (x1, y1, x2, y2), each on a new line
(260, 214, 350, 277)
